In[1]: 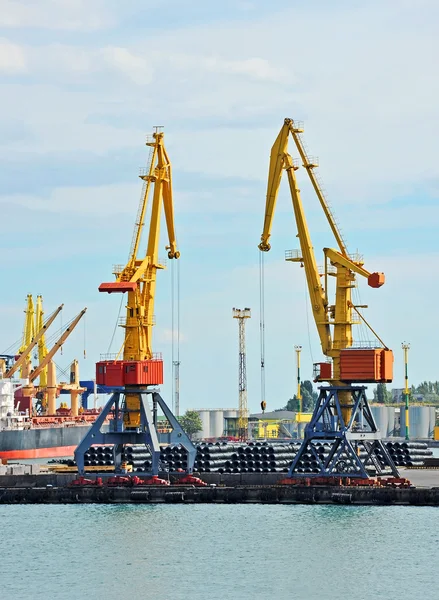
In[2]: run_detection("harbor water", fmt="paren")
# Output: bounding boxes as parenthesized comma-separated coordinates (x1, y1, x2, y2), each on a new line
(1, 504, 438, 600)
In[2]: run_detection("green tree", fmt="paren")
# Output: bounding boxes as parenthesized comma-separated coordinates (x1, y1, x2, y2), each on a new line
(374, 383, 390, 404)
(286, 397, 300, 412)
(285, 380, 318, 412)
(178, 410, 203, 440)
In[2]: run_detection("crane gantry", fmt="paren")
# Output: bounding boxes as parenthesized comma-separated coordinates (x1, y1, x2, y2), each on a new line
(259, 118, 398, 479)
(75, 128, 196, 476)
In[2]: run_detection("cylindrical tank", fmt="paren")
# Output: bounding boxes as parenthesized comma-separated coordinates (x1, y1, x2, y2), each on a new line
(386, 407, 396, 437)
(370, 405, 389, 437)
(209, 409, 225, 438)
(193, 410, 210, 440)
(223, 409, 239, 437)
(428, 407, 436, 438)
(400, 406, 430, 439)
(223, 409, 239, 419)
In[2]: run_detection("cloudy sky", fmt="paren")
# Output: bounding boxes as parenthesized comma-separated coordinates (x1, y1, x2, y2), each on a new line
(1, 0, 438, 413)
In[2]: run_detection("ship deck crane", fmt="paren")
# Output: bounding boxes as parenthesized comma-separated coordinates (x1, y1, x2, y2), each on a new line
(22, 308, 87, 415)
(28, 308, 87, 384)
(259, 118, 398, 479)
(5, 304, 63, 379)
(36, 296, 48, 389)
(75, 128, 196, 476)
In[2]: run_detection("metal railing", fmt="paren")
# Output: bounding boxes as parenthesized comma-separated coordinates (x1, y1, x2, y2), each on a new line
(285, 249, 302, 261)
(99, 353, 118, 361)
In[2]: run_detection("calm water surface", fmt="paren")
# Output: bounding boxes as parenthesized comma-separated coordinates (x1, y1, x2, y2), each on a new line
(1, 504, 438, 600)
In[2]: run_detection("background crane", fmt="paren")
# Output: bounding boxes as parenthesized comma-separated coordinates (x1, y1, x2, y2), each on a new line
(233, 308, 251, 440)
(259, 118, 398, 479)
(75, 128, 196, 476)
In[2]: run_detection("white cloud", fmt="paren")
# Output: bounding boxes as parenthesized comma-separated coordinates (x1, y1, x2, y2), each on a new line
(170, 53, 286, 82)
(100, 47, 154, 85)
(0, 0, 113, 31)
(0, 38, 26, 72)
(0, 182, 140, 215)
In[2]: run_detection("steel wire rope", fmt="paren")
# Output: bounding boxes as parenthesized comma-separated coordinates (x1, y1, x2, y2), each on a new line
(83, 311, 86, 359)
(177, 258, 180, 367)
(41, 314, 82, 348)
(170, 257, 181, 415)
(1, 335, 22, 356)
(177, 257, 180, 415)
(171, 259, 175, 413)
(107, 295, 124, 355)
(259, 251, 266, 407)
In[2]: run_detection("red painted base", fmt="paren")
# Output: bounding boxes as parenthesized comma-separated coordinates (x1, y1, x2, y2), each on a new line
(0, 445, 77, 460)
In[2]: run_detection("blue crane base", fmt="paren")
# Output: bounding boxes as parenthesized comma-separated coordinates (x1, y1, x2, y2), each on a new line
(289, 386, 399, 479)
(74, 388, 196, 476)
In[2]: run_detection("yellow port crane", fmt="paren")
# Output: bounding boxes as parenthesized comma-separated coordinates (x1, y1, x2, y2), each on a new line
(97, 127, 180, 428)
(258, 118, 398, 479)
(75, 128, 196, 476)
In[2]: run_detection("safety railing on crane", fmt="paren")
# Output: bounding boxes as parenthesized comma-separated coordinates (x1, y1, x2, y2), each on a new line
(99, 351, 163, 361)
(117, 315, 156, 327)
(285, 249, 302, 261)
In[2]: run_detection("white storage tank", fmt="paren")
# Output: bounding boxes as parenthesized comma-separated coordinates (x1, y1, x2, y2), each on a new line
(193, 410, 210, 440)
(428, 407, 436, 438)
(210, 409, 225, 438)
(386, 407, 396, 437)
(370, 405, 389, 437)
(400, 406, 430, 439)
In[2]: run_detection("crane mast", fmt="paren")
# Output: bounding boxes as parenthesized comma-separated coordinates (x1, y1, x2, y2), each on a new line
(18, 294, 35, 379)
(233, 308, 251, 440)
(258, 118, 398, 480)
(35, 295, 48, 388)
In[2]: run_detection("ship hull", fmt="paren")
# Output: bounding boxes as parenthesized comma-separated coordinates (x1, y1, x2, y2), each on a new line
(0, 425, 91, 460)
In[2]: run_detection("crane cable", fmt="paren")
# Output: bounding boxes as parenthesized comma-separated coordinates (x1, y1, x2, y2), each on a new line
(171, 258, 181, 415)
(259, 251, 266, 408)
(171, 259, 175, 413)
(107, 295, 124, 355)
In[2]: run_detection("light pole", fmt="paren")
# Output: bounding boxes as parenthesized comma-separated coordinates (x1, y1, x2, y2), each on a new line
(402, 342, 410, 441)
(294, 345, 302, 413)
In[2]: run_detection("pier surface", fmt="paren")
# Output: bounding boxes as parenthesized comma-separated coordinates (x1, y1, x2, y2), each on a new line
(1, 468, 439, 505)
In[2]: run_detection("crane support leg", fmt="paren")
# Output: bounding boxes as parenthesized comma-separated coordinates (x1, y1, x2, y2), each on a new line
(74, 388, 195, 476)
(288, 386, 399, 479)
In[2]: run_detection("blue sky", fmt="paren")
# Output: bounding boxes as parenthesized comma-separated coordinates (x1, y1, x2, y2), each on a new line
(1, 0, 438, 413)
